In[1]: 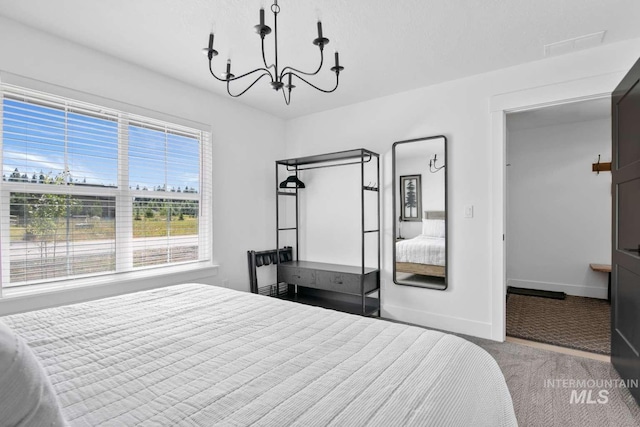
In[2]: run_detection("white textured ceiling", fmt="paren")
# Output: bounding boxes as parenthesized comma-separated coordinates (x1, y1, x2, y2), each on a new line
(506, 97, 611, 131)
(1, 0, 639, 119)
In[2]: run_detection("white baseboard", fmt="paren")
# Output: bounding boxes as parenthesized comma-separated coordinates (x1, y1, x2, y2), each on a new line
(382, 303, 495, 341)
(507, 279, 608, 300)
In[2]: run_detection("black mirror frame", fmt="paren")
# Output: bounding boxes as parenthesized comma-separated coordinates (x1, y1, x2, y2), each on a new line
(392, 135, 448, 290)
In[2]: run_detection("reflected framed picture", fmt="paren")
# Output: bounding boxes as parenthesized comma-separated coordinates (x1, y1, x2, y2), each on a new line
(400, 174, 422, 221)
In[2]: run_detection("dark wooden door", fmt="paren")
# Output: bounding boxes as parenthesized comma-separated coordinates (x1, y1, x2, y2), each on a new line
(612, 57, 640, 405)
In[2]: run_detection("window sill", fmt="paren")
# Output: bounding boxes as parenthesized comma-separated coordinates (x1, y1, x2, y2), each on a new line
(0, 262, 219, 311)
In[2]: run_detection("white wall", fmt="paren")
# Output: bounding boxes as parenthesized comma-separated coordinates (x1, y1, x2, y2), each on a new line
(396, 145, 446, 239)
(285, 38, 640, 340)
(296, 160, 380, 269)
(506, 118, 611, 299)
(0, 17, 286, 314)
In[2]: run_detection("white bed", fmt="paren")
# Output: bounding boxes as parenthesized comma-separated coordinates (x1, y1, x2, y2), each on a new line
(396, 235, 445, 266)
(1, 284, 516, 426)
(396, 216, 446, 277)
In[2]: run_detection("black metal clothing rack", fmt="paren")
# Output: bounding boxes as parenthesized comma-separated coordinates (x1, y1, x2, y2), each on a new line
(274, 148, 381, 316)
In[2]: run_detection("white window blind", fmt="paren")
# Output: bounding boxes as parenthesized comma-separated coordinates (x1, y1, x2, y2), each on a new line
(0, 84, 211, 292)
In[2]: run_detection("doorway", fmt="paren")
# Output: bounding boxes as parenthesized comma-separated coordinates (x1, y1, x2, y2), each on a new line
(504, 98, 611, 355)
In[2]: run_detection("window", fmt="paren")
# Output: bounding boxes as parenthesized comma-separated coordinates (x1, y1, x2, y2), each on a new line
(1, 85, 211, 291)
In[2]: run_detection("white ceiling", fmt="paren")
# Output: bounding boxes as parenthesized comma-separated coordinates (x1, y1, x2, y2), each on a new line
(1, 0, 639, 119)
(506, 97, 611, 131)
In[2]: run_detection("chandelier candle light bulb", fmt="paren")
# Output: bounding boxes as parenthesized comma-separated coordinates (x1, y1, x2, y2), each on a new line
(287, 72, 295, 90)
(225, 59, 235, 80)
(203, 0, 344, 105)
(330, 51, 344, 74)
(204, 33, 218, 59)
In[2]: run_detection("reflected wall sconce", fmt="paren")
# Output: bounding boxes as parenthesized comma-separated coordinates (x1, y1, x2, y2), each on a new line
(429, 154, 445, 173)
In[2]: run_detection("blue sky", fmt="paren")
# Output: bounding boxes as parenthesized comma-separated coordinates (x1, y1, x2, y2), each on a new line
(2, 98, 200, 192)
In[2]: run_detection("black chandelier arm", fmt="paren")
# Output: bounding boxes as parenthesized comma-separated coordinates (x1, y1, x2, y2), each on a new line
(226, 72, 272, 98)
(282, 85, 292, 106)
(228, 67, 274, 82)
(279, 49, 324, 80)
(261, 37, 276, 70)
(209, 60, 274, 83)
(208, 61, 228, 82)
(289, 70, 340, 94)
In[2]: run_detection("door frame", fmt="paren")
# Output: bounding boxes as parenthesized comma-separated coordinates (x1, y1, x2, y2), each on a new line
(489, 72, 624, 341)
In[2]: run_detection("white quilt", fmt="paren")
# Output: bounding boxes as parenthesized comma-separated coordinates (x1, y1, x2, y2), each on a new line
(396, 235, 446, 265)
(2, 284, 516, 427)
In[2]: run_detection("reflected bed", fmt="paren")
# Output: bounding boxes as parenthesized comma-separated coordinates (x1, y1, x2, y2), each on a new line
(396, 211, 446, 278)
(396, 235, 446, 277)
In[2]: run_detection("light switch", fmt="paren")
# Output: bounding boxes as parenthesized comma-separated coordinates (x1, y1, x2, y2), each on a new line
(464, 205, 474, 218)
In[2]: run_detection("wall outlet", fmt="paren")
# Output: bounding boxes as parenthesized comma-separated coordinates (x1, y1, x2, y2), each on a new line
(221, 279, 229, 287)
(464, 205, 474, 218)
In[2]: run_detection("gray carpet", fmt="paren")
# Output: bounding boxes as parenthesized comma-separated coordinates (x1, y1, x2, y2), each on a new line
(466, 335, 640, 427)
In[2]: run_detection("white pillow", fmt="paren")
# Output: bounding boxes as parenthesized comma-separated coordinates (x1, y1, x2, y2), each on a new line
(422, 219, 446, 238)
(0, 321, 67, 427)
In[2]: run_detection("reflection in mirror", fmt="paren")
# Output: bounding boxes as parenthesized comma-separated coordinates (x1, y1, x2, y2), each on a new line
(393, 135, 447, 290)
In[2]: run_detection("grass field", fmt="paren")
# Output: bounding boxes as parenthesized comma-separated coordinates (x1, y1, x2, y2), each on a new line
(133, 217, 197, 238)
(10, 217, 198, 242)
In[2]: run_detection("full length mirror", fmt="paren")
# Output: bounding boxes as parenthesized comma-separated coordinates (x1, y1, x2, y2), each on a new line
(393, 135, 447, 289)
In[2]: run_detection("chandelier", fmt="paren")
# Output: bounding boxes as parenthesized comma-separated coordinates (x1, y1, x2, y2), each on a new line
(202, 0, 344, 105)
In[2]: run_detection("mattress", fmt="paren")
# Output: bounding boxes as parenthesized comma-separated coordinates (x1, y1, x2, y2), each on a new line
(396, 235, 445, 265)
(2, 284, 516, 426)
